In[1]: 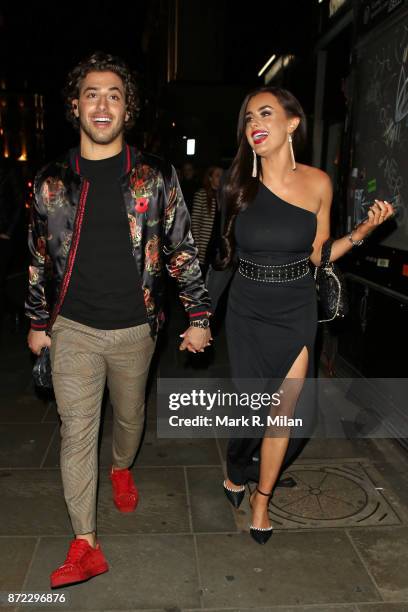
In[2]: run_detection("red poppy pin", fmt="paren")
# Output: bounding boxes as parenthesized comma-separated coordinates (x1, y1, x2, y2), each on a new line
(135, 197, 149, 213)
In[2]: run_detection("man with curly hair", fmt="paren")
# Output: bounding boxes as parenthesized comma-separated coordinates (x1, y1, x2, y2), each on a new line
(26, 51, 211, 588)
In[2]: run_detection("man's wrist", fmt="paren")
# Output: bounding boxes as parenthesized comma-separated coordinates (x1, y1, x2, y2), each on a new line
(30, 320, 49, 331)
(189, 318, 210, 329)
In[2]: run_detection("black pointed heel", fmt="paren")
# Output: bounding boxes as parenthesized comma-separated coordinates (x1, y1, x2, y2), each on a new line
(249, 487, 273, 545)
(223, 480, 245, 509)
(276, 476, 296, 488)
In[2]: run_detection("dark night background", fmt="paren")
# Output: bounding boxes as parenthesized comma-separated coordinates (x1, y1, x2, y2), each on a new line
(1, 6, 408, 601)
(1, 0, 407, 378)
(0, 1, 321, 167)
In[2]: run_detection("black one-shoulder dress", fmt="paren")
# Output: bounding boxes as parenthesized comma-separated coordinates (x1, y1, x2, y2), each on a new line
(225, 182, 318, 484)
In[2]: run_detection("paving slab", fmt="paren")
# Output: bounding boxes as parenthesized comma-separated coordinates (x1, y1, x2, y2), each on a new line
(216, 438, 390, 466)
(300, 439, 386, 462)
(357, 604, 408, 611)
(362, 463, 408, 525)
(196, 531, 381, 608)
(368, 443, 408, 512)
(0, 370, 33, 396)
(24, 535, 201, 610)
(188, 607, 358, 612)
(0, 424, 56, 468)
(349, 527, 408, 602)
(0, 470, 71, 536)
(136, 430, 220, 467)
(41, 415, 220, 469)
(0, 393, 49, 424)
(186, 467, 236, 533)
(41, 400, 60, 423)
(0, 348, 31, 371)
(0, 537, 37, 591)
(97, 467, 190, 534)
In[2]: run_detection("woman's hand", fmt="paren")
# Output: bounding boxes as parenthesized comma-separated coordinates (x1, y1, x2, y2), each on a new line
(353, 200, 395, 241)
(179, 327, 212, 353)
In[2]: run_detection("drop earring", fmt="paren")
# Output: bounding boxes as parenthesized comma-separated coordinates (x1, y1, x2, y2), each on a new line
(252, 149, 257, 178)
(288, 134, 296, 171)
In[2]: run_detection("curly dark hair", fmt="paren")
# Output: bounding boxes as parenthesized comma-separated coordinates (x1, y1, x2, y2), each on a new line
(63, 51, 139, 131)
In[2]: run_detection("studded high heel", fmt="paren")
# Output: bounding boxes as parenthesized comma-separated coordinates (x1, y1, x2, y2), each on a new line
(249, 487, 273, 545)
(223, 480, 246, 509)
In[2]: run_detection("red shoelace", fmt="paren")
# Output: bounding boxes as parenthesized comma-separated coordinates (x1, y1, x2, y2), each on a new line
(55, 539, 90, 573)
(111, 469, 137, 504)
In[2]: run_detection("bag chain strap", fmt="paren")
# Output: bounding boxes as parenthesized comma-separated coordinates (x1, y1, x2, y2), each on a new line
(316, 264, 342, 323)
(315, 238, 342, 323)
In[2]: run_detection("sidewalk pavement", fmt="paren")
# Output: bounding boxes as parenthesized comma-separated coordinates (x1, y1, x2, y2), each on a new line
(1, 300, 408, 612)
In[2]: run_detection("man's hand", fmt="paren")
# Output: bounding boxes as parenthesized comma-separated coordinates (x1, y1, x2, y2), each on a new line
(27, 329, 51, 355)
(0, 233, 11, 240)
(179, 327, 212, 353)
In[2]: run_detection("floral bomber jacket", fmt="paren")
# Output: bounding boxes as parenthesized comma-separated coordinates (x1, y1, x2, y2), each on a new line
(25, 144, 211, 336)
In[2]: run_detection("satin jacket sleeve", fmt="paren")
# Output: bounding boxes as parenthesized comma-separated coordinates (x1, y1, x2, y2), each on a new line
(163, 166, 211, 319)
(25, 174, 50, 330)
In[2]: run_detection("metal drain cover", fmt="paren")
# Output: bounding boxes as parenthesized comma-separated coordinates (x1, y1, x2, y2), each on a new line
(268, 463, 401, 529)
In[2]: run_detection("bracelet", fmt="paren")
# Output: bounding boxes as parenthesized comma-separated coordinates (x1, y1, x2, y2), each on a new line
(348, 231, 364, 247)
(190, 318, 210, 329)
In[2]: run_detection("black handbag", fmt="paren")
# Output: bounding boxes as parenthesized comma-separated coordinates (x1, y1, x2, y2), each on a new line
(32, 346, 53, 389)
(314, 238, 348, 323)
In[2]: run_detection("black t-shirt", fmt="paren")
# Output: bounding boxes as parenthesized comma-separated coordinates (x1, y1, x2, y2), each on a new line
(60, 151, 146, 329)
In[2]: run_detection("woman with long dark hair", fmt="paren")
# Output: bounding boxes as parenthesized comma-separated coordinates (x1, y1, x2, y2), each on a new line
(209, 86, 393, 544)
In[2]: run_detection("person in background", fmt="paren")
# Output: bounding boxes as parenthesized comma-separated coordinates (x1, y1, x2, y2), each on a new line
(180, 161, 199, 212)
(191, 166, 223, 273)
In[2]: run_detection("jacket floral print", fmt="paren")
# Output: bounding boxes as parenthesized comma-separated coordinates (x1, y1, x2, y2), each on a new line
(26, 144, 211, 336)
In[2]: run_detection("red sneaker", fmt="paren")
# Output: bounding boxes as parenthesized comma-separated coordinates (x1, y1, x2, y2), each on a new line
(110, 467, 139, 512)
(50, 539, 109, 589)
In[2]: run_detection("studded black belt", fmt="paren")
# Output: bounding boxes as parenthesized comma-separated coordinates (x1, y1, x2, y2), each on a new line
(238, 257, 310, 283)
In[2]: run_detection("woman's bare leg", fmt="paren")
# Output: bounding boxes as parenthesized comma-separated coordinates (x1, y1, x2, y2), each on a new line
(251, 346, 309, 528)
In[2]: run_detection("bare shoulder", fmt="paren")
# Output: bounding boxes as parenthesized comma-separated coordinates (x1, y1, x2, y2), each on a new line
(297, 164, 333, 213)
(297, 164, 331, 190)
(297, 164, 332, 209)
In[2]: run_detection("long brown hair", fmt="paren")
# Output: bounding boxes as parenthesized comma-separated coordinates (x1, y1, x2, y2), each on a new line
(216, 86, 307, 269)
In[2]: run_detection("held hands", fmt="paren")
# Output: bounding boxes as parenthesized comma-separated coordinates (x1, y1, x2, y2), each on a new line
(353, 200, 394, 241)
(179, 326, 212, 353)
(27, 329, 51, 356)
(28, 326, 214, 355)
